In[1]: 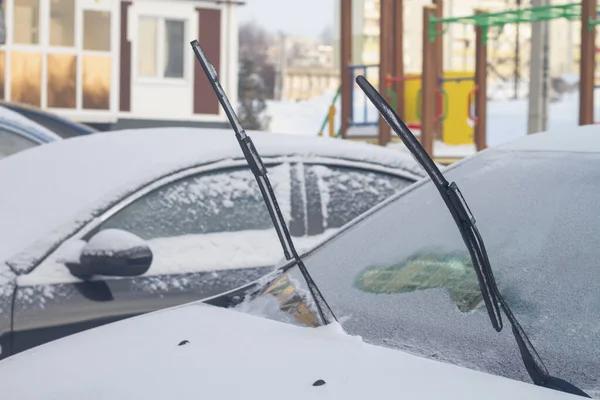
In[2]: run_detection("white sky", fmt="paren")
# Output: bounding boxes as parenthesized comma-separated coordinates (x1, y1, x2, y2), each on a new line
(237, 0, 333, 39)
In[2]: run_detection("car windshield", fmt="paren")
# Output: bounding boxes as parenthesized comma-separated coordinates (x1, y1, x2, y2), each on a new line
(234, 148, 600, 395)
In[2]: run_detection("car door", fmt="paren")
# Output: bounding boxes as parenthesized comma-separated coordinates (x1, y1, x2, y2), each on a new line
(302, 161, 416, 235)
(10, 161, 306, 356)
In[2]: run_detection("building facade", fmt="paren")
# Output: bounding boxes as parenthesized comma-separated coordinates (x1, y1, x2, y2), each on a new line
(1, 0, 239, 130)
(271, 34, 339, 101)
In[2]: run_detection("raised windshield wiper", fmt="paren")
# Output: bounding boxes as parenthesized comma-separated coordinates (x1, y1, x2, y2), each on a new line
(356, 75, 590, 398)
(190, 40, 336, 326)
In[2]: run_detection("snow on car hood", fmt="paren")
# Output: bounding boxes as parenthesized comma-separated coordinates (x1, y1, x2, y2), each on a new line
(0, 302, 579, 400)
(0, 127, 425, 272)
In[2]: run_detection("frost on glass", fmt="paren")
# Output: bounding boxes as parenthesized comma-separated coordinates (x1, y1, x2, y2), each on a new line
(306, 165, 413, 230)
(99, 164, 291, 240)
(240, 151, 600, 394)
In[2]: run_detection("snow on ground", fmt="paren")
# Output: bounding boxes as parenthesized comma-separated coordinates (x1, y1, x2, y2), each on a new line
(265, 84, 600, 157)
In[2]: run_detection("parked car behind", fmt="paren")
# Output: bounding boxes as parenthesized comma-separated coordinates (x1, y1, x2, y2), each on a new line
(0, 101, 97, 138)
(0, 127, 426, 358)
(0, 105, 61, 160)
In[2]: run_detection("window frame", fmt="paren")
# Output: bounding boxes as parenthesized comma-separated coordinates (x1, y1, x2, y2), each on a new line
(135, 15, 187, 83)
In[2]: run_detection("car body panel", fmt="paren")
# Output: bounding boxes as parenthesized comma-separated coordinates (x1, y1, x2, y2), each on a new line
(0, 302, 580, 400)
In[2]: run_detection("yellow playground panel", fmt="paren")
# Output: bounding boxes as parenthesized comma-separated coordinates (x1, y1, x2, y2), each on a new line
(402, 71, 475, 146)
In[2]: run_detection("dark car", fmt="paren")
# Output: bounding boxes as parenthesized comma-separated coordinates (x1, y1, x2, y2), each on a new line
(0, 127, 426, 359)
(0, 104, 62, 159)
(0, 101, 97, 138)
(210, 125, 600, 397)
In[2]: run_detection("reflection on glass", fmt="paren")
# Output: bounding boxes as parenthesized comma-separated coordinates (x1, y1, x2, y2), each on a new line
(83, 10, 111, 51)
(258, 274, 321, 328)
(49, 0, 75, 47)
(10, 52, 42, 106)
(354, 250, 484, 313)
(138, 17, 158, 77)
(14, 0, 40, 44)
(47, 54, 76, 108)
(164, 19, 184, 78)
(0, 51, 5, 100)
(82, 55, 110, 110)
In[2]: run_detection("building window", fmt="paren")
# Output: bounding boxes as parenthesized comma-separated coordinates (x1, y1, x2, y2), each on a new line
(138, 17, 185, 79)
(164, 19, 184, 78)
(82, 55, 110, 110)
(83, 10, 111, 51)
(47, 53, 76, 107)
(49, 0, 75, 47)
(14, 0, 40, 45)
(11, 52, 42, 106)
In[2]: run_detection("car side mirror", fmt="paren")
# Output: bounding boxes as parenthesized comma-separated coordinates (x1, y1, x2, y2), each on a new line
(65, 229, 153, 279)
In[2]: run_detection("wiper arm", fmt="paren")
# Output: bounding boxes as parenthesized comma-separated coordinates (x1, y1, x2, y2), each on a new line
(190, 40, 336, 326)
(356, 75, 590, 398)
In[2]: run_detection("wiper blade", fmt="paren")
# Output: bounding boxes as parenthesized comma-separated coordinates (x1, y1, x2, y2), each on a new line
(190, 40, 336, 326)
(356, 75, 590, 398)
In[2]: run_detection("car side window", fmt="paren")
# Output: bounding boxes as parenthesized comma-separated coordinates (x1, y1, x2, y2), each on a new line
(97, 165, 293, 240)
(304, 164, 414, 232)
(90, 163, 300, 275)
(0, 128, 38, 159)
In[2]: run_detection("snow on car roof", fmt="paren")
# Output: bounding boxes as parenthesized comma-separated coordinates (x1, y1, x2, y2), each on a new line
(0, 127, 425, 272)
(0, 302, 579, 400)
(495, 123, 600, 153)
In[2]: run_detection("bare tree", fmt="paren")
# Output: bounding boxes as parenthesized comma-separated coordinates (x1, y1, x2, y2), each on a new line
(319, 25, 334, 45)
(239, 21, 273, 65)
(238, 21, 276, 99)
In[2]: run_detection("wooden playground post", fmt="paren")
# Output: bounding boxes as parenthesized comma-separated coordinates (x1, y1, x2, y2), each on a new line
(393, 0, 405, 120)
(474, 10, 488, 151)
(340, 0, 352, 139)
(378, 0, 394, 146)
(433, 0, 444, 141)
(421, 6, 437, 157)
(579, 0, 596, 126)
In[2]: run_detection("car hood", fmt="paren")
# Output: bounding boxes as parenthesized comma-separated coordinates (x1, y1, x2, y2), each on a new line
(0, 302, 579, 400)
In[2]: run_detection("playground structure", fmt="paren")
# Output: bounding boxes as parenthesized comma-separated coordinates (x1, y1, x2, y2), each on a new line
(326, 0, 598, 164)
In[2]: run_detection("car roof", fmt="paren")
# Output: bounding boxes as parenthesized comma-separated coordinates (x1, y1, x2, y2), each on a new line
(0, 302, 579, 400)
(0, 105, 62, 143)
(0, 127, 425, 272)
(494, 123, 600, 153)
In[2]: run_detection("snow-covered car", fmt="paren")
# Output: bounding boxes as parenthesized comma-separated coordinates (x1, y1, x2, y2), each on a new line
(0, 126, 592, 399)
(0, 127, 425, 358)
(0, 105, 61, 159)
